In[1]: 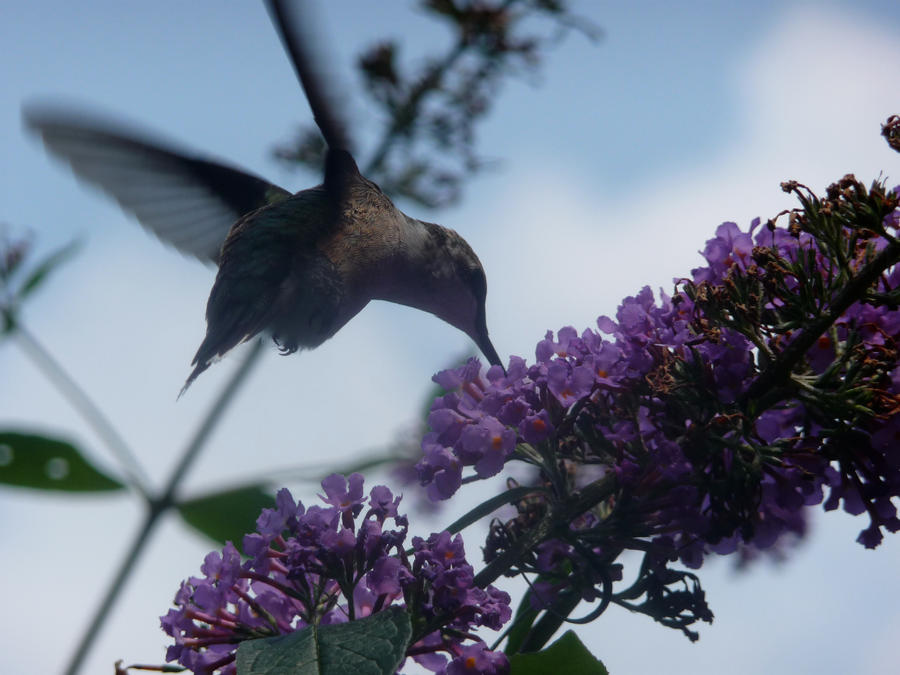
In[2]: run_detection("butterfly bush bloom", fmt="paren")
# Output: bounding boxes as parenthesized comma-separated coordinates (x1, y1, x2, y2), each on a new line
(417, 178, 900, 637)
(162, 474, 510, 675)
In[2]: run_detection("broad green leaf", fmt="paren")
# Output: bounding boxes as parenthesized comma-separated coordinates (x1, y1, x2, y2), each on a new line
(509, 631, 608, 675)
(236, 606, 411, 675)
(18, 239, 82, 299)
(177, 485, 277, 548)
(0, 430, 124, 491)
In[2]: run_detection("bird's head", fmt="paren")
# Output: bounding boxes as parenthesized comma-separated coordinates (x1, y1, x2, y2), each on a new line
(407, 221, 502, 369)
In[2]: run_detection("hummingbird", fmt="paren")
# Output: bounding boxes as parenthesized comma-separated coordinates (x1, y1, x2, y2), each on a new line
(24, 2, 502, 393)
(24, 109, 502, 392)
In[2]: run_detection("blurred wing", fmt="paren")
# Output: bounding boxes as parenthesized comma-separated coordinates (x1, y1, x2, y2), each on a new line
(266, 1, 359, 217)
(24, 105, 292, 264)
(266, 0, 352, 153)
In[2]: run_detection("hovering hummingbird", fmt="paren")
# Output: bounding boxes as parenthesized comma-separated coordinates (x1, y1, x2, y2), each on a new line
(24, 3, 502, 393)
(24, 111, 502, 391)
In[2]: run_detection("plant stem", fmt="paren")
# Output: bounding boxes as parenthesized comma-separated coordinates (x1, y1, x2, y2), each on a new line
(63, 496, 161, 675)
(159, 339, 265, 505)
(62, 339, 265, 675)
(740, 238, 900, 406)
(473, 475, 616, 589)
(363, 40, 467, 178)
(14, 321, 151, 498)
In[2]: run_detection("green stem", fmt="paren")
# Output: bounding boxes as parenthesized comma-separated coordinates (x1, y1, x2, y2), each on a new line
(363, 40, 468, 177)
(159, 339, 265, 505)
(473, 475, 616, 589)
(63, 498, 162, 675)
(518, 591, 582, 653)
(740, 238, 900, 407)
(62, 339, 265, 675)
(14, 321, 151, 498)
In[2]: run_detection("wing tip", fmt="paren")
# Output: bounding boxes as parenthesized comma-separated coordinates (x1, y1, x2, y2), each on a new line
(22, 99, 98, 136)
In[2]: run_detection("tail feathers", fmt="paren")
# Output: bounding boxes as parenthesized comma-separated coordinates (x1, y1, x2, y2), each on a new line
(178, 323, 259, 398)
(178, 358, 211, 399)
(178, 333, 229, 399)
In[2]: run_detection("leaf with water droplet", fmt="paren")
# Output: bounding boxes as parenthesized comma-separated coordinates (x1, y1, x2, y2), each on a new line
(0, 430, 124, 492)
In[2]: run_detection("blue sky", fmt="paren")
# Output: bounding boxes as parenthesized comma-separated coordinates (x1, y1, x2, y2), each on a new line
(2, 2, 900, 674)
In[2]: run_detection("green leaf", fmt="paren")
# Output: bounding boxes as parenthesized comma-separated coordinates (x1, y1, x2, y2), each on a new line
(1, 306, 17, 336)
(510, 631, 608, 675)
(503, 588, 540, 656)
(18, 239, 81, 299)
(517, 589, 582, 653)
(177, 485, 277, 548)
(0, 430, 125, 491)
(236, 606, 411, 675)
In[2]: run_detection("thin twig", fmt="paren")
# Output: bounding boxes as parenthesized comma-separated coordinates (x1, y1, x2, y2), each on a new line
(14, 321, 151, 498)
(62, 339, 265, 675)
(363, 40, 468, 177)
(62, 497, 161, 675)
(159, 339, 265, 505)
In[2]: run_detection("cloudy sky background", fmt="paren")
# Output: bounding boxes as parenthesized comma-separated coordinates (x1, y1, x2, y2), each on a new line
(2, 1, 899, 673)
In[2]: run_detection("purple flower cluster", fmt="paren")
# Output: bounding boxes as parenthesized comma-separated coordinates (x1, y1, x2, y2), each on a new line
(418, 198, 900, 574)
(161, 474, 510, 675)
(689, 215, 900, 550)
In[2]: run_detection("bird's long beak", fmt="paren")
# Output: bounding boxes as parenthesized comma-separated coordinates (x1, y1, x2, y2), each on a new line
(476, 329, 503, 371)
(472, 302, 503, 370)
